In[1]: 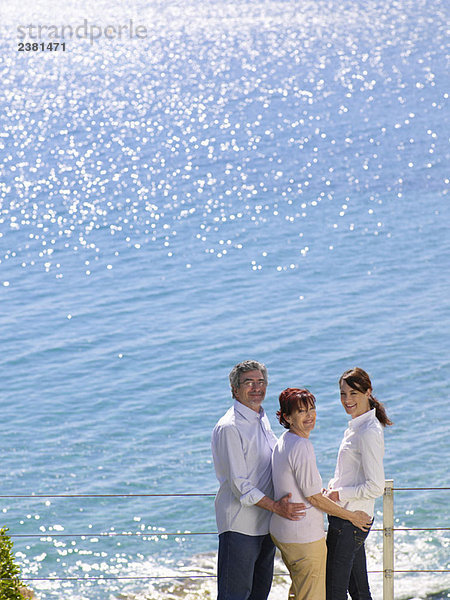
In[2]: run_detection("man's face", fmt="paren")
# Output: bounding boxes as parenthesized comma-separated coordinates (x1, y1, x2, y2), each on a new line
(233, 369, 267, 412)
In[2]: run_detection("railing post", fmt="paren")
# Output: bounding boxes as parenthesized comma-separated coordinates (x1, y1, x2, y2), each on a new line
(383, 479, 394, 600)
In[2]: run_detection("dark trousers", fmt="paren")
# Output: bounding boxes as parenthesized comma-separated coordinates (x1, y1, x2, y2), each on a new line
(217, 531, 275, 600)
(326, 516, 373, 600)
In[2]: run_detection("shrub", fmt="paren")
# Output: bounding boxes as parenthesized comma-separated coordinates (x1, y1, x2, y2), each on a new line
(0, 527, 26, 600)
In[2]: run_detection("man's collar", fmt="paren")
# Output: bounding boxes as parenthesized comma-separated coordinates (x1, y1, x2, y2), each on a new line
(234, 399, 264, 420)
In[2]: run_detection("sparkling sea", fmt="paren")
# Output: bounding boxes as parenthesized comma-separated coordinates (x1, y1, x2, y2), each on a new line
(0, 0, 449, 598)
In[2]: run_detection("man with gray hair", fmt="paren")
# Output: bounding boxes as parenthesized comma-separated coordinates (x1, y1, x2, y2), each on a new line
(212, 360, 305, 600)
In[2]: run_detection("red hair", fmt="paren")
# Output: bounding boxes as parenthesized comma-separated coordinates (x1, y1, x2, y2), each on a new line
(277, 388, 316, 429)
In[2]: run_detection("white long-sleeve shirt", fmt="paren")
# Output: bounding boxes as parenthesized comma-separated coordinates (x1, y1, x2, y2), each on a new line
(328, 408, 385, 517)
(211, 400, 278, 535)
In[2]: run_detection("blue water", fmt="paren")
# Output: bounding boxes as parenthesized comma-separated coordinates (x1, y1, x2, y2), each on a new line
(1, 0, 449, 598)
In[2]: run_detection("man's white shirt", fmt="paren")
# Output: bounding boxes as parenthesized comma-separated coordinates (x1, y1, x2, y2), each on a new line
(212, 400, 278, 535)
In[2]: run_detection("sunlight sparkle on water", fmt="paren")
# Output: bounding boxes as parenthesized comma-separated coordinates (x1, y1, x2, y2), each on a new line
(2, 0, 446, 284)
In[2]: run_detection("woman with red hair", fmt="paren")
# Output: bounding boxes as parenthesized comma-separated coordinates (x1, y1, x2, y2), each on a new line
(270, 388, 372, 600)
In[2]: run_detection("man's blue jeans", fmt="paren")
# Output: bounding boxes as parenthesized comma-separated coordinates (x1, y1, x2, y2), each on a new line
(217, 531, 275, 600)
(326, 516, 373, 600)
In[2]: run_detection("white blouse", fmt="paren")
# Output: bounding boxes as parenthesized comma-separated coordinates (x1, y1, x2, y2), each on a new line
(328, 408, 385, 517)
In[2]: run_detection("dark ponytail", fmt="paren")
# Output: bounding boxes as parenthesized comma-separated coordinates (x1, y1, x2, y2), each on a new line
(368, 394, 393, 427)
(340, 367, 393, 427)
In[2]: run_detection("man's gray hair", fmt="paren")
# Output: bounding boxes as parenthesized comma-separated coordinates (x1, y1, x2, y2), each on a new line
(229, 360, 268, 399)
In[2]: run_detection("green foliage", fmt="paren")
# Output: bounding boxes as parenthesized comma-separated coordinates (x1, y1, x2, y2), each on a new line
(0, 528, 26, 600)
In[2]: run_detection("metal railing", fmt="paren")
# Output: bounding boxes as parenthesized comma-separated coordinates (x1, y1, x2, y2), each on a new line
(1, 481, 449, 598)
(379, 480, 450, 600)
(383, 479, 395, 600)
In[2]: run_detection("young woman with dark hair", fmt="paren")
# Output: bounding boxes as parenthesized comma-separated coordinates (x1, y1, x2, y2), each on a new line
(326, 367, 393, 600)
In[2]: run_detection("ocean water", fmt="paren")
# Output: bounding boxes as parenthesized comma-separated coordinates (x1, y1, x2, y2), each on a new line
(1, 0, 449, 598)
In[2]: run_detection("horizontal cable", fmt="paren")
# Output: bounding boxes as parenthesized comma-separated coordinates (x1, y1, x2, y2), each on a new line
(5, 568, 449, 582)
(9, 531, 217, 538)
(1, 487, 448, 499)
(0, 493, 216, 498)
(368, 570, 450, 573)
(364, 527, 450, 533)
(8, 527, 450, 539)
(11, 575, 217, 582)
(393, 487, 450, 491)
(393, 527, 449, 531)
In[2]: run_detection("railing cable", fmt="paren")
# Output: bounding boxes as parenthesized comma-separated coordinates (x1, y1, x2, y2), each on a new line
(7, 527, 449, 539)
(9, 531, 218, 538)
(2, 483, 448, 597)
(393, 487, 450, 491)
(2, 568, 447, 583)
(1, 487, 448, 500)
(0, 493, 216, 498)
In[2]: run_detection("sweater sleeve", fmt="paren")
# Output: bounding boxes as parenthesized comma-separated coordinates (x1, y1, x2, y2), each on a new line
(290, 439, 323, 498)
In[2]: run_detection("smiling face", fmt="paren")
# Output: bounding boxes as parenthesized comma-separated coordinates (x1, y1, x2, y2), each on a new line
(233, 369, 267, 412)
(340, 379, 371, 419)
(285, 403, 316, 438)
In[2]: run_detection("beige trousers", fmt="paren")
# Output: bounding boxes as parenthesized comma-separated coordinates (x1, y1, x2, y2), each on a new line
(271, 535, 327, 600)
